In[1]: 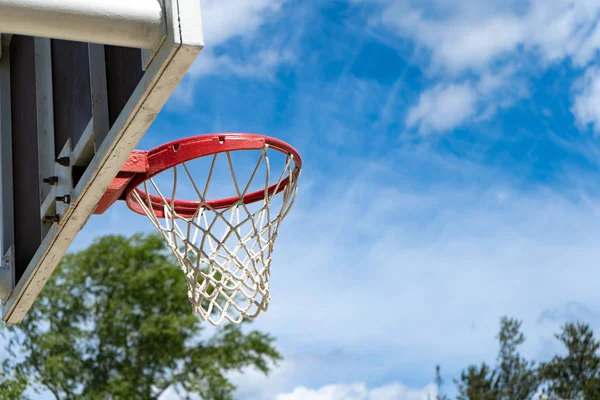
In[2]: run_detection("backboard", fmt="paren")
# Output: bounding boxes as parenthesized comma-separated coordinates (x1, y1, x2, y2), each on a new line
(0, 0, 204, 324)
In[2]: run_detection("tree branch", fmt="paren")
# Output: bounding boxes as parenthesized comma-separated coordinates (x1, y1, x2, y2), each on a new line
(30, 362, 62, 400)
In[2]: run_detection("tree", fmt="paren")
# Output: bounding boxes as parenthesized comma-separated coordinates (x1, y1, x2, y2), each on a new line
(1, 234, 282, 400)
(435, 365, 450, 400)
(0, 360, 28, 400)
(456, 364, 500, 400)
(539, 322, 600, 400)
(454, 317, 538, 400)
(494, 318, 538, 400)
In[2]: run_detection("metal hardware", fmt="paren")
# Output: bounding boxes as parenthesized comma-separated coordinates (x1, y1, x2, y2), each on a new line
(55, 156, 69, 167)
(42, 214, 60, 223)
(43, 176, 58, 185)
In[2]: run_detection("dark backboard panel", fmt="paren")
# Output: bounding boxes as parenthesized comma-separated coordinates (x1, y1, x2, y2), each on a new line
(105, 46, 144, 129)
(10, 36, 40, 283)
(51, 40, 92, 158)
(7, 36, 144, 284)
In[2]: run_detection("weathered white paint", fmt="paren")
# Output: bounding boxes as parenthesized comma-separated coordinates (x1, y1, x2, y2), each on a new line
(54, 141, 72, 223)
(71, 119, 95, 167)
(0, 0, 165, 49)
(35, 38, 55, 239)
(39, 185, 56, 226)
(177, 0, 204, 47)
(38, 141, 72, 240)
(2, 0, 204, 324)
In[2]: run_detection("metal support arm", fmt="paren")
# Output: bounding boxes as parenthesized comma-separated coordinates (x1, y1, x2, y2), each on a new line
(0, 0, 165, 49)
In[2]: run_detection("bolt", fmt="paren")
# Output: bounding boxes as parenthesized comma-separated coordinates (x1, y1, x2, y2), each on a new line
(55, 157, 70, 167)
(42, 214, 60, 224)
(43, 176, 58, 186)
(56, 194, 71, 204)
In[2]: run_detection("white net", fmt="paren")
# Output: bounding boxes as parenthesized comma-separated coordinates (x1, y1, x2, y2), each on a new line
(129, 144, 299, 326)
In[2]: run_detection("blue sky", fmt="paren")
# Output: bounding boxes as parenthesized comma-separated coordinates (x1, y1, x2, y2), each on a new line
(65, 0, 600, 399)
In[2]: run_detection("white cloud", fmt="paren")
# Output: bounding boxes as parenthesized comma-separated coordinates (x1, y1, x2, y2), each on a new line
(154, 361, 294, 400)
(572, 66, 600, 133)
(201, 0, 284, 45)
(405, 83, 477, 133)
(573, 22, 600, 66)
(169, 0, 293, 106)
(386, 9, 525, 73)
(358, 0, 600, 133)
(405, 67, 527, 133)
(276, 382, 436, 400)
(527, 0, 600, 67)
(369, 383, 437, 400)
(185, 0, 292, 79)
(190, 48, 295, 78)
(157, 360, 295, 400)
(229, 361, 297, 400)
(370, 0, 600, 73)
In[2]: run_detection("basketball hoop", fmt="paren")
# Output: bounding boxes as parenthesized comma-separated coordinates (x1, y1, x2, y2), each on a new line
(95, 133, 302, 325)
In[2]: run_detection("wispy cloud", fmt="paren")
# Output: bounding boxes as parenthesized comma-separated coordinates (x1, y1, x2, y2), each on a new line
(572, 66, 600, 133)
(275, 382, 437, 400)
(366, 0, 600, 73)
(190, 48, 295, 79)
(169, 0, 296, 107)
(228, 360, 298, 400)
(405, 82, 477, 134)
(405, 67, 527, 134)
(355, 0, 600, 134)
(538, 302, 600, 325)
(381, 5, 525, 73)
(201, 0, 284, 44)
(188, 0, 292, 78)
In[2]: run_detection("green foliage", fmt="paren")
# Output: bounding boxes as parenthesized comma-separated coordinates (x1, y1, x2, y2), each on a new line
(0, 360, 28, 400)
(1, 234, 282, 400)
(441, 318, 600, 400)
(453, 317, 538, 400)
(456, 364, 500, 400)
(539, 322, 600, 400)
(494, 318, 539, 400)
(435, 364, 450, 400)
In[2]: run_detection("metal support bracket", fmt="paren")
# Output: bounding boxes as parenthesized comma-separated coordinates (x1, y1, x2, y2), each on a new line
(40, 140, 73, 235)
(0, 0, 165, 49)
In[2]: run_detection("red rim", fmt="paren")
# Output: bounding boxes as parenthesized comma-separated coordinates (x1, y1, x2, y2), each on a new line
(125, 133, 302, 218)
